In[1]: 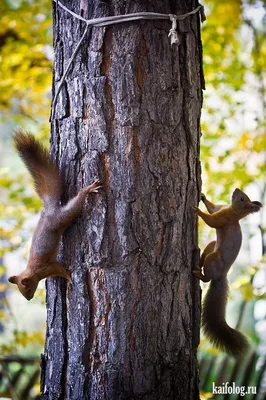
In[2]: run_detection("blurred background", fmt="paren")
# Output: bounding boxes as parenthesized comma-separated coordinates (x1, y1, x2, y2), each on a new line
(0, 0, 265, 399)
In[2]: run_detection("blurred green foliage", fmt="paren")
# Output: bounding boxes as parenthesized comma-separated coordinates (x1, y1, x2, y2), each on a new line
(0, 0, 52, 125)
(201, 0, 266, 199)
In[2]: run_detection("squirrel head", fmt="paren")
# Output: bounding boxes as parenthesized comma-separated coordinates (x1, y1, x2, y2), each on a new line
(8, 273, 39, 301)
(232, 188, 262, 217)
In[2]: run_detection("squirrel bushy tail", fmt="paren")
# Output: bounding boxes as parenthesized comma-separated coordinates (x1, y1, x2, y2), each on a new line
(14, 130, 62, 206)
(202, 275, 249, 358)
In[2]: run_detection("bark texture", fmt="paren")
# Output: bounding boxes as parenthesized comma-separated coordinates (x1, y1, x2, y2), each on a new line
(41, 0, 203, 399)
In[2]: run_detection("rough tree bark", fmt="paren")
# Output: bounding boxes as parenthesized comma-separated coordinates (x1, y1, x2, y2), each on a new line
(41, 0, 203, 399)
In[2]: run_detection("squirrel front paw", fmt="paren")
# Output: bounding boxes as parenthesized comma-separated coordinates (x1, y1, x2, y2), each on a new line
(86, 179, 103, 193)
(201, 193, 206, 201)
(192, 206, 200, 214)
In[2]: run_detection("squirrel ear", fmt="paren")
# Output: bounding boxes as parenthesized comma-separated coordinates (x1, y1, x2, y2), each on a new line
(8, 276, 18, 284)
(21, 278, 30, 286)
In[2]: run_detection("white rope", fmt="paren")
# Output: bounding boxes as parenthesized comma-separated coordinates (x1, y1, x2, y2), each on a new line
(52, 23, 90, 120)
(168, 14, 179, 46)
(53, 1, 205, 26)
(51, 1, 206, 119)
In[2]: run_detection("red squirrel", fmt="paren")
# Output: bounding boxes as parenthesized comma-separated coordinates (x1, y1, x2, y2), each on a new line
(8, 130, 101, 300)
(193, 189, 262, 357)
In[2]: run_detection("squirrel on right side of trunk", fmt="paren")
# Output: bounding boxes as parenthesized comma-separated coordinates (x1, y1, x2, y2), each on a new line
(192, 189, 262, 357)
(8, 130, 102, 301)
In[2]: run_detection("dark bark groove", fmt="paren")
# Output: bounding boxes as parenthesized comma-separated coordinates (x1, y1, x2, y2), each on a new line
(41, 1, 203, 399)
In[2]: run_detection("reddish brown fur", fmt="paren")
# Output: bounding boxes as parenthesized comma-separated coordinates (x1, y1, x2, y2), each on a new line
(193, 189, 262, 357)
(9, 131, 102, 300)
(14, 130, 62, 207)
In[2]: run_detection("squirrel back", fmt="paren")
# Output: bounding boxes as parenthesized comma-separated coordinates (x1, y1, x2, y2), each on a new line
(202, 275, 248, 357)
(13, 130, 62, 207)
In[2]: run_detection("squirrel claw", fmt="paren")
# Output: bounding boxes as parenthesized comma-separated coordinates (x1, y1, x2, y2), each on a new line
(86, 180, 103, 193)
(201, 193, 206, 201)
(192, 206, 199, 213)
(92, 185, 103, 191)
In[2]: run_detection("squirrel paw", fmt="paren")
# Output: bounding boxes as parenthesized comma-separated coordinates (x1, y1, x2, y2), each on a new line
(192, 269, 201, 279)
(200, 193, 206, 201)
(192, 206, 200, 214)
(192, 269, 210, 282)
(86, 179, 103, 193)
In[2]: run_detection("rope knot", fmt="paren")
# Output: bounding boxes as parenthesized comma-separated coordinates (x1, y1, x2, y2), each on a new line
(168, 14, 180, 46)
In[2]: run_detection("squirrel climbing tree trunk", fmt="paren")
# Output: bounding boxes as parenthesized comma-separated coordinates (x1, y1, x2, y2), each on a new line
(41, 0, 203, 399)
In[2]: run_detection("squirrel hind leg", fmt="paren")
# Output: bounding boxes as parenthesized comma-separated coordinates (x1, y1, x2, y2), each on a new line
(200, 241, 216, 267)
(194, 244, 222, 282)
(193, 241, 216, 282)
(203, 251, 224, 281)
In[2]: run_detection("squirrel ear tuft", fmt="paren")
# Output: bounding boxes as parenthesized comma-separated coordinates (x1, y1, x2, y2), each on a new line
(8, 276, 17, 284)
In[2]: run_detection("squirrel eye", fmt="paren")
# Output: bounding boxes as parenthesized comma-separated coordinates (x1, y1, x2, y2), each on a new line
(240, 197, 244, 202)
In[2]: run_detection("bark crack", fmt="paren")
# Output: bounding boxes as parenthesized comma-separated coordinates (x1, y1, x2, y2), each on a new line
(86, 269, 97, 374)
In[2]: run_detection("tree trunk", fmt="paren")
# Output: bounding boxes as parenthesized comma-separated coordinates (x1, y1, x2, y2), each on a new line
(41, 0, 203, 399)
